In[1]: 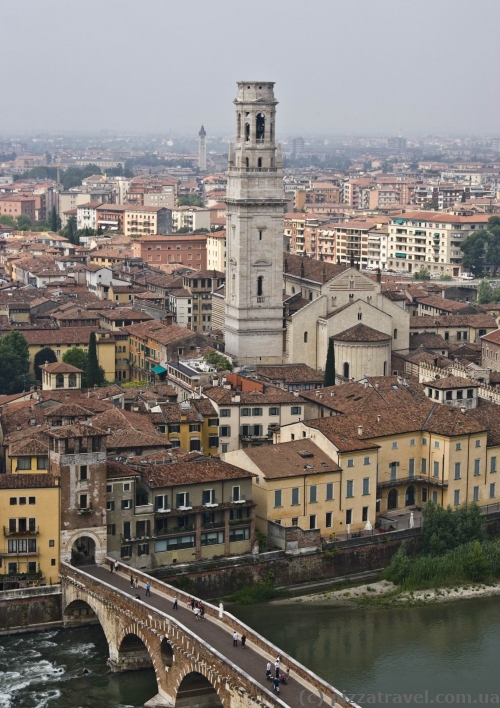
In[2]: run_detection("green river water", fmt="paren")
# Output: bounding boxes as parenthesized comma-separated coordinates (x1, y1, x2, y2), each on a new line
(1, 595, 499, 707)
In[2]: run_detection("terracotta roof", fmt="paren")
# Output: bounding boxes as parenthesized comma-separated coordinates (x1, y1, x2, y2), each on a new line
(410, 315, 497, 329)
(18, 329, 98, 346)
(480, 329, 500, 344)
(0, 474, 58, 489)
(418, 296, 468, 312)
(127, 320, 197, 346)
(204, 384, 299, 406)
(409, 332, 448, 350)
(255, 364, 324, 385)
(8, 435, 49, 456)
(106, 429, 163, 450)
(39, 362, 84, 374)
(46, 422, 107, 438)
(242, 439, 340, 479)
(334, 323, 391, 342)
(284, 253, 348, 283)
(426, 376, 479, 390)
(140, 457, 254, 488)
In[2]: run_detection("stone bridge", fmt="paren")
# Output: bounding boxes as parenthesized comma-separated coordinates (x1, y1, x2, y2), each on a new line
(61, 561, 356, 708)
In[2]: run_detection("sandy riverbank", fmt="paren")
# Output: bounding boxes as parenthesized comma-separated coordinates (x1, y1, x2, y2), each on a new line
(272, 579, 500, 608)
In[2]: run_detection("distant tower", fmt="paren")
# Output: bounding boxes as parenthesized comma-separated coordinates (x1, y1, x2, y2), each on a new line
(224, 81, 285, 364)
(198, 125, 207, 171)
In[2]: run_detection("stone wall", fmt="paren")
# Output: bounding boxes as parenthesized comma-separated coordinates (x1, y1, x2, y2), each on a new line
(152, 533, 422, 599)
(0, 585, 62, 632)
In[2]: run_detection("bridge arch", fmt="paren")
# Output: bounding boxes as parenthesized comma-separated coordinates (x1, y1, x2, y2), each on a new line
(62, 594, 115, 658)
(117, 632, 154, 671)
(175, 670, 224, 708)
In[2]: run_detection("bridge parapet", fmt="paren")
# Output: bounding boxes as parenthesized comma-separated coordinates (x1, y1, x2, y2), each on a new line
(95, 559, 356, 708)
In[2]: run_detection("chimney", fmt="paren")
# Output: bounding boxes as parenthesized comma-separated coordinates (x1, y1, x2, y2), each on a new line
(164, 313, 174, 326)
(377, 414, 381, 423)
(357, 425, 363, 436)
(460, 407, 466, 414)
(375, 382, 380, 390)
(377, 268, 382, 283)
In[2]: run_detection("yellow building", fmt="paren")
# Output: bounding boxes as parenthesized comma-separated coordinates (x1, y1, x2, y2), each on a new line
(22, 330, 116, 382)
(224, 438, 377, 536)
(0, 474, 60, 587)
(280, 394, 500, 517)
(8, 437, 49, 475)
(158, 400, 220, 455)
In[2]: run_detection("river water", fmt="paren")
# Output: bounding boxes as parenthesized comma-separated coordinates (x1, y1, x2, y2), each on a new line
(1, 595, 500, 707)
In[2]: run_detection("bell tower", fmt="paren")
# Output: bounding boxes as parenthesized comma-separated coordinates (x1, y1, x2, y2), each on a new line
(224, 81, 285, 364)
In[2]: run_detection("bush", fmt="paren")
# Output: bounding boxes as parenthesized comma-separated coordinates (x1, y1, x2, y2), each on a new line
(422, 502, 485, 555)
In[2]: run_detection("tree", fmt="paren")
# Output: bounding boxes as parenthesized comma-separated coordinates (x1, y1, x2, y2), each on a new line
(66, 215, 78, 245)
(413, 267, 431, 281)
(34, 347, 57, 381)
(0, 214, 16, 227)
(177, 195, 203, 207)
(0, 331, 30, 394)
(478, 279, 493, 304)
(204, 351, 233, 371)
(63, 347, 89, 387)
(87, 332, 101, 387)
(16, 214, 32, 231)
(175, 226, 192, 234)
(461, 217, 500, 276)
(422, 502, 485, 556)
(324, 338, 335, 386)
(50, 206, 60, 232)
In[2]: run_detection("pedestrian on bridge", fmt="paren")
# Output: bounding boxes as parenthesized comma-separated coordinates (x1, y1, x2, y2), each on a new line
(130, 574, 134, 588)
(266, 662, 272, 681)
(241, 634, 246, 648)
(233, 631, 238, 647)
(134, 577, 139, 589)
(173, 595, 178, 610)
(146, 582, 151, 597)
(113, 560, 119, 573)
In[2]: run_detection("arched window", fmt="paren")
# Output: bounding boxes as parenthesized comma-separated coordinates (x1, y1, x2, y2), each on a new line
(257, 157, 262, 169)
(358, 312, 362, 321)
(256, 113, 265, 141)
(309, 291, 313, 301)
(68, 373, 77, 388)
(304, 332, 308, 343)
(245, 157, 249, 169)
(257, 276, 264, 297)
(343, 362, 350, 379)
(245, 123, 250, 142)
(56, 374, 64, 389)
(237, 113, 241, 139)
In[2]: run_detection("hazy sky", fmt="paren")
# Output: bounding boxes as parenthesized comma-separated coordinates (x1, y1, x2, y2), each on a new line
(2, 0, 499, 136)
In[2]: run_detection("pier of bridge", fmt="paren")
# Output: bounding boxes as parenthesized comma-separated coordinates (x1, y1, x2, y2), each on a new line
(61, 561, 355, 708)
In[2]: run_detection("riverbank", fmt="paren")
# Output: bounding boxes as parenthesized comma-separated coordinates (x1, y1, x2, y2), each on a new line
(272, 578, 500, 608)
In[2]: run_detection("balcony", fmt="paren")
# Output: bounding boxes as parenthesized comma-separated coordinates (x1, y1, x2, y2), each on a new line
(154, 506, 172, 514)
(202, 498, 219, 508)
(4, 526, 39, 537)
(155, 524, 196, 538)
(135, 503, 154, 515)
(230, 494, 246, 504)
(377, 475, 448, 489)
(202, 520, 225, 530)
(77, 505, 93, 514)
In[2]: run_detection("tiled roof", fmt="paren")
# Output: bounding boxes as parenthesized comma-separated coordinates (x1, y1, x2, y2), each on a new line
(141, 457, 254, 488)
(418, 296, 468, 312)
(256, 364, 324, 384)
(0, 474, 58, 489)
(480, 329, 500, 344)
(409, 332, 448, 350)
(8, 435, 49, 456)
(410, 315, 498, 329)
(334, 323, 391, 342)
(427, 376, 479, 390)
(46, 422, 107, 438)
(127, 320, 197, 346)
(242, 439, 340, 479)
(284, 253, 348, 283)
(204, 385, 299, 405)
(39, 362, 84, 374)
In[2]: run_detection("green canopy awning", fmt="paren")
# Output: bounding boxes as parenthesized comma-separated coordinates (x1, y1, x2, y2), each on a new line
(152, 365, 166, 374)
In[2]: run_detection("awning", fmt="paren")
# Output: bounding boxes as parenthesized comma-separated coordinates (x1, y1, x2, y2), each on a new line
(151, 365, 167, 374)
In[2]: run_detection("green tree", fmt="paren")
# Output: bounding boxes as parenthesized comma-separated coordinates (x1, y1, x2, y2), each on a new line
(177, 195, 203, 207)
(63, 347, 89, 387)
(422, 502, 485, 556)
(0, 331, 30, 394)
(16, 214, 32, 231)
(461, 216, 500, 276)
(324, 338, 335, 387)
(86, 332, 102, 387)
(204, 351, 233, 371)
(413, 267, 431, 281)
(66, 215, 78, 244)
(50, 206, 60, 232)
(478, 279, 493, 304)
(175, 226, 192, 233)
(34, 347, 57, 381)
(0, 214, 16, 227)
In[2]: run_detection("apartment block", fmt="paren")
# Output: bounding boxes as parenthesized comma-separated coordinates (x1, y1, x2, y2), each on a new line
(131, 234, 208, 269)
(172, 206, 211, 233)
(123, 206, 172, 237)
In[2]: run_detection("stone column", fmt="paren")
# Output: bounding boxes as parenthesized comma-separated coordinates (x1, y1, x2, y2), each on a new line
(224, 509, 231, 556)
(195, 512, 202, 561)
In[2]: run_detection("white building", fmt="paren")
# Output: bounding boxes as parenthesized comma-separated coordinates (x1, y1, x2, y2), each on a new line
(172, 206, 211, 233)
(207, 230, 226, 271)
(76, 202, 99, 231)
(224, 81, 286, 364)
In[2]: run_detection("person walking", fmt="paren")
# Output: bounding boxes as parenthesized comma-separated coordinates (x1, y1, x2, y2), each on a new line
(200, 605, 205, 620)
(194, 606, 200, 620)
(134, 577, 139, 589)
(266, 661, 272, 681)
(241, 634, 246, 649)
(187, 596, 192, 609)
(275, 661, 280, 679)
(233, 631, 238, 647)
(273, 677, 280, 694)
(173, 595, 178, 610)
(114, 560, 119, 573)
(145, 582, 151, 597)
(110, 561, 114, 573)
(130, 575, 134, 587)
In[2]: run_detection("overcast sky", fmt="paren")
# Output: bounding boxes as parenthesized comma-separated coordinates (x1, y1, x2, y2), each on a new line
(2, 0, 499, 136)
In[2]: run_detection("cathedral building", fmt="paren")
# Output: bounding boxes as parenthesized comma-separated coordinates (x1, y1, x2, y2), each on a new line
(221, 82, 409, 375)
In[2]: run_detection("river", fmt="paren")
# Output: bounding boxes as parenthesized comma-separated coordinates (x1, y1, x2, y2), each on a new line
(1, 595, 500, 707)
